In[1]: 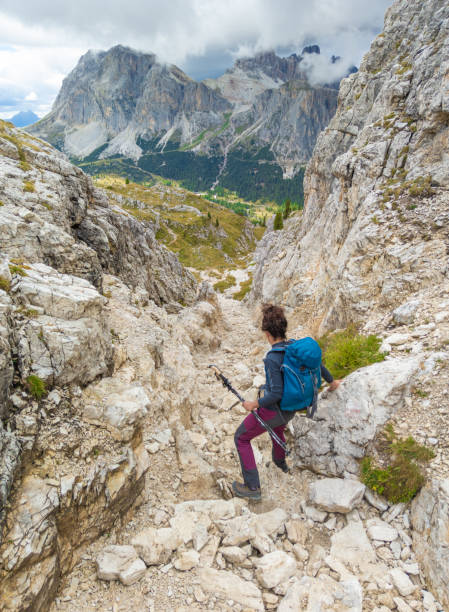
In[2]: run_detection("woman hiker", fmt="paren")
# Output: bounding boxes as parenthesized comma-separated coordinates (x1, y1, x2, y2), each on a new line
(232, 303, 341, 501)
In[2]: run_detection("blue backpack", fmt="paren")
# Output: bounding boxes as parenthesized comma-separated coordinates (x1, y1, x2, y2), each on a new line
(271, 337, 322, 418)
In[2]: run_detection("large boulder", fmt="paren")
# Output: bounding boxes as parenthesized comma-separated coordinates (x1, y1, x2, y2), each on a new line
(293, 357, 421, 476)
(255, 550, 297, 589)
(308, 478, 365, 513)
(13, 263, 112, 387)
(131, 527, 182, 566)
(83, 379, 150, 441)
(411, 478, 449, 608)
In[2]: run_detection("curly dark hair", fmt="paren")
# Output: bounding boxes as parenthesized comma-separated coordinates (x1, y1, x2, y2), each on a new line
(261, 303, 287, 339)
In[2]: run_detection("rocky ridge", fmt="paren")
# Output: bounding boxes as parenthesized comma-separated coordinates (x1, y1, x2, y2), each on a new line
(251, 0, 449, 332)
(31, 46, 338, 190)
(0, 121, 221, 610)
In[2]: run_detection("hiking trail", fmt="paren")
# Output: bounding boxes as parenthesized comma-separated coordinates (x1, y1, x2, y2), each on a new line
(47, 290, 448, 612)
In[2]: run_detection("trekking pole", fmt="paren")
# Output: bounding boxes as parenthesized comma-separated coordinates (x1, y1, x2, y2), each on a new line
(208, 365, 290, 456)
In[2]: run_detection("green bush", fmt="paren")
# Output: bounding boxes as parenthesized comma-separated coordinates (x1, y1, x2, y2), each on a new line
(273, 211, 284, 230)
(233, 276, 253, 301)
(23, 180, 35, 193)
(361, 424, 434, 503)
(26, 375, 47, 400)
(319, 326, 386, 379)
(283, 199, 291, 219)
(0, 277, 11, 292)
(9, 264, 28, 277)
(213, 274, 236, 293)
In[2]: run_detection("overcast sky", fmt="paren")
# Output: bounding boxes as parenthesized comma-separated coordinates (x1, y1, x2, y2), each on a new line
(0, 0, 392, 119)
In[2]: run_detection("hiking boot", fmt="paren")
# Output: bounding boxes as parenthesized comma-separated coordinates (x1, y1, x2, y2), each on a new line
(275, 460, 290, 473)
(232, 481, 261, 501)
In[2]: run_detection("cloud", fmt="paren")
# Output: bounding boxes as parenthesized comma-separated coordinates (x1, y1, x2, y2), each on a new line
(0, 0, 393, 117)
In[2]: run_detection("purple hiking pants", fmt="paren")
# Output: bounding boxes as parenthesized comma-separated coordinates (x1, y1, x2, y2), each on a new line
(234, 406, 294, 489)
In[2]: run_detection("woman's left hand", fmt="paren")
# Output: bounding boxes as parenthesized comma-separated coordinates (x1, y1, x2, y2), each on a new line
(242, 400, 259, 412)
(328, 380, 341, 391)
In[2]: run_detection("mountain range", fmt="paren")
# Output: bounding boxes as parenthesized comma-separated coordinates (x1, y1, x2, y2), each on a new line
(31, 45, 350, 203)
(9, 110, 39, 127)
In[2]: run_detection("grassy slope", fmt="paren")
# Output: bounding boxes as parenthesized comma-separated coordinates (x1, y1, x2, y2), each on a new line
(96, 176, 264, 272)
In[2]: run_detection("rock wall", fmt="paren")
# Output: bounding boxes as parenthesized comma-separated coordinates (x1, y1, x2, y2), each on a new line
(411, 478, 449, 608)
(248, 2, 449, 603)
(0, 121, 197, 305)
(0, 122, 223, 611)
(251, 0, 449, 333)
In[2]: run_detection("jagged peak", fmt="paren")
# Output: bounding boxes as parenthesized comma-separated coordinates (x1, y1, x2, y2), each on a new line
(302, 44, 320, 55)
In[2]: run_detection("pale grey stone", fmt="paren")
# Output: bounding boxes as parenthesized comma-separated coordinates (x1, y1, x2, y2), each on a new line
(366, 519, 398, 542)
(96, 545, 145, 585)
(330, 522, 376, 567)
(392, 300, 421, 325)
(292, 357, 421, 476)
(218, 508, 287, 546)
(364, 489, 389, 512)
(308, 478, 365, 513)
(219, 546, 248, 565)
(174, 550, 200, 571)
(174, 498, 244, 521)
(393, 597, 414, 612)
(198, 568, 264, 611)
(255, 551, 297, 589)
(83, 379, 149, 442)
(302, 503, 327, 523)
(389, 568, 416, 597)
(131, 527, 182, 566)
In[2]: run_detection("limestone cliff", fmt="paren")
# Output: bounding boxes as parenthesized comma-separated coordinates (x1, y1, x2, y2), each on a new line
(252, 0, 449, 334)
(0, 121, 223, 610)
(249, 1, 449, 603)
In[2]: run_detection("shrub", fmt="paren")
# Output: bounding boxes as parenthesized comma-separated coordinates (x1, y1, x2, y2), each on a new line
(233, 276, 252, 301)
(23, 180, 35, 193)
(283, 199, 291, 219)
(9, 264, 28, 277)
(26, 375, 47, 400)
(0, 277, 11, 292)
(125, 177, 130, 184)
(213, 274, 236, 293)
(318, 326, 386, 379)
(273, 211, 283, 230)
(361, 424, 434, 503)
